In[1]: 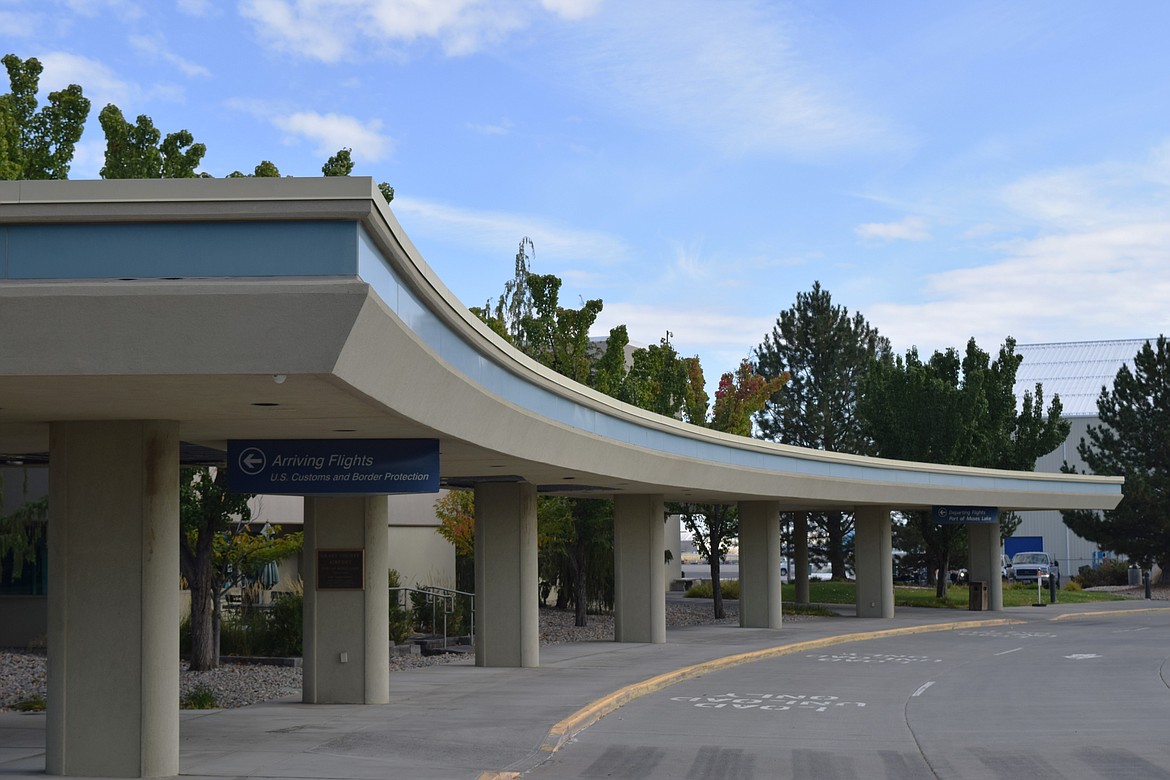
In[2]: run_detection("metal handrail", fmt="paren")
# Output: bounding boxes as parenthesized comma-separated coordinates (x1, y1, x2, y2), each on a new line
(388, 585, 475, 650)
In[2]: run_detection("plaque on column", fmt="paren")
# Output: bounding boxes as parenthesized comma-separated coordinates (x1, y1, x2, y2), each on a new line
(316, 548, 365, 590)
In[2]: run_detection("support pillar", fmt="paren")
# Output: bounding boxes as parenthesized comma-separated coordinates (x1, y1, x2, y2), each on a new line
(967, 520, 1003, 611)
(794, 512, 810, 605)
(665, 513, 682, 587)
(854, 506, 894, 618)
(738, 501, 782, 629)
(613, 494, 666, 643)
(48, 421, 179, 778)
(302, 496, 390, 704)
(474, 482, 538, 666)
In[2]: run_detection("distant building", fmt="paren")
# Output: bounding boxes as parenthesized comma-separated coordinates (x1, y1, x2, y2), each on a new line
(1011, 339, 1150, 572)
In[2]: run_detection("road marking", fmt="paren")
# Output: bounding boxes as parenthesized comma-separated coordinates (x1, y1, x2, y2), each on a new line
(912, 682, 934, 697)
(994, 647, 1023, 656)
(1064, 653, 1102, 660)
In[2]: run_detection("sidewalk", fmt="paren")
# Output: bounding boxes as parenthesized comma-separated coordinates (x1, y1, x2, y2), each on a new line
(2, 598, 1165, 780)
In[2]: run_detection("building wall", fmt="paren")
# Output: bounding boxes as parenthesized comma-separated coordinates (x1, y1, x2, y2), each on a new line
(1012, 417, 1116, 574)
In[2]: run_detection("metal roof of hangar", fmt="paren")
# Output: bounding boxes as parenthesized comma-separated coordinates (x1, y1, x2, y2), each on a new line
(0, 178, 1122, 512)
(1014, 339, 1153, 417)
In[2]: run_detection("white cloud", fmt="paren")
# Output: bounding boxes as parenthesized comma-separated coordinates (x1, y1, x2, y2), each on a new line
(61, 0, 142, 20)
(238, 0, 602, 62)
(67, 138, 107, 180)
(0, 10, 40, 37)
(392, 196, 628, 268)
(856, 216, 931, 242)
(595, 302, 771, 364)
(273, 111, 393, 162)
(867, 147, 1170, 355)
(176, 0, 216, 15)
(35, 52, 132, 107)
(467, 120, 513, 136)
(130, 33, 212, 78)
(561, 0, 900, 158)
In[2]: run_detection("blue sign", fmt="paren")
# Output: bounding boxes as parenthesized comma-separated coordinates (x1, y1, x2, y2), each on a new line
(227, 439, 439, 495)
(932, 506, 999, 525)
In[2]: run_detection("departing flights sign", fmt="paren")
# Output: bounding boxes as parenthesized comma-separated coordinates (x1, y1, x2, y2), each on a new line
(932, 506, 999, 525)
(227, 439, 439, 495)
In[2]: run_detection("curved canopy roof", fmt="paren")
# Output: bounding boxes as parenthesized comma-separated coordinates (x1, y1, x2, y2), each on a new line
(0, 178, 1122, 512)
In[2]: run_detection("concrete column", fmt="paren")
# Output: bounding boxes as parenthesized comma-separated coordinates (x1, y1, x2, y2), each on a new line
(967, 520, 1003, 611)
(738, 501, 782, 629)
(794, 511, 810, 605)
(47, 421, 179, 778)
(665, 513, 683, 587)
(613, 494, 666, 643)
(854, 506, 894, 619)
(302, 496, 390, 704)
(474, 482, 538, 667)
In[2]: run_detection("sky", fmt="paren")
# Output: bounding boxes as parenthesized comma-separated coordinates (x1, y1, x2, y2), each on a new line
(5, 0, 1170, 383)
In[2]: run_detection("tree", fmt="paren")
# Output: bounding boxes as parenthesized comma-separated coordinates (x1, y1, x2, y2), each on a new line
(859, 337, 1069, 596)
(228, 160, 281, 177)
(680, 360, 787, 618)
(180, 467, 253, 670)
(754, 282, 890, 579)
(1062, 336, 1170, 572)
(98, 104, 206, 178)
(0, 53, 90, 180)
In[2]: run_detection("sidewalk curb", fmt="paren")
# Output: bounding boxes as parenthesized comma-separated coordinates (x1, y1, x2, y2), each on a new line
(537, 617, 1019, 756)
(1050, 606, 1170, 621)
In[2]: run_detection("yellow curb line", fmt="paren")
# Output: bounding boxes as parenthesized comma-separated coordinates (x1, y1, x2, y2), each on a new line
(538, 617, 1020, 754)
(1050, 606, 1170, 621)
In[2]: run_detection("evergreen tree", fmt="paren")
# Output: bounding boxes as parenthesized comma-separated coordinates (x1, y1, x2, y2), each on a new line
(754, 282, 890, 579)
(1062, 336, 1170, 571)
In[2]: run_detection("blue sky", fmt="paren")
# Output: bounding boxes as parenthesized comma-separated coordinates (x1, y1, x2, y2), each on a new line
(5, 0, 1170, 382)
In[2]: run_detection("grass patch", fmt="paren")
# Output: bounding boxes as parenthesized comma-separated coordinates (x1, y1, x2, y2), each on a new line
(780, 581, 1128, 609)
(181, 685, 219, 710)
(12, 697, 45, 712)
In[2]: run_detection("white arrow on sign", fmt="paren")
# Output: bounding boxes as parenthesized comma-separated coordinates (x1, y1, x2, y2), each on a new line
(238, 447, 266, 475)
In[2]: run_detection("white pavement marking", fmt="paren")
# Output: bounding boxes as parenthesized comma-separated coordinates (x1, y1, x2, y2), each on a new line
(994, 647, 1023, 656)
(1064, 653, 1102, 660)
(912, 682, 935, 697)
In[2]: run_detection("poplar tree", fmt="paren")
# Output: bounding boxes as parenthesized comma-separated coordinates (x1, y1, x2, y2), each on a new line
(859, 337, 1068, 597)
(0, 53, 90, 180)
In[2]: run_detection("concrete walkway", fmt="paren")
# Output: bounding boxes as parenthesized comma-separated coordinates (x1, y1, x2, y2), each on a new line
(2, 599, 1166, 780)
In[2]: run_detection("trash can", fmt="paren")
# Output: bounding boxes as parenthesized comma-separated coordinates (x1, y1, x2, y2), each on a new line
(1128, 565, 1142, 586)
(969, 580, 988, 611)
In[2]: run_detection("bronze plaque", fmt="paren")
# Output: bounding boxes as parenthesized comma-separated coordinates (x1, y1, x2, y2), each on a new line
(316, 548, 365, 590)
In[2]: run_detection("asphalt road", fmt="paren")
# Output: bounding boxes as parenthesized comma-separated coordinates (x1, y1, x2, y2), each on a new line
(526, 609, 1170, 779)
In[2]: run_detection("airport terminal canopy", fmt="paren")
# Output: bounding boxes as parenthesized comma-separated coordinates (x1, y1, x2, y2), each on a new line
(0, 177, 1123, 513)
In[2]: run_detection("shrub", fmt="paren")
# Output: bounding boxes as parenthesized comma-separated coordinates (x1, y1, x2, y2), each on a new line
(182, 686, 218, 710)
(1063, 580, 1083, 592)
(684, 580, 739, 600)
(388, 569, 414, 644)
(13, 697, 45, 712)
(1075, 558, 1130, 588)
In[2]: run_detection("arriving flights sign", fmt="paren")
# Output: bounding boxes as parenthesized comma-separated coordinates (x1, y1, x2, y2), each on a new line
(227, 439, 439, 495)
(932, 506, 999, 524)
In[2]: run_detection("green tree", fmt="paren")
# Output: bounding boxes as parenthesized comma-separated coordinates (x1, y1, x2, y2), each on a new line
(619, 334, 691, 417)
(1062, 336, 1170, 572)
(98, 104, 206, 178)
(0, 53, 90, 180)
(228, 160, 281, 177)
(179, 467, 253, 670)
(754, 282, 890, 579)
(859, 337, 1068, 597)
(679, 360, 788, 618)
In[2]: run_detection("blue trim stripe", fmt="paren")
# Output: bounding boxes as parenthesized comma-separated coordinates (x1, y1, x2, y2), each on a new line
(3, 221, 358, 279)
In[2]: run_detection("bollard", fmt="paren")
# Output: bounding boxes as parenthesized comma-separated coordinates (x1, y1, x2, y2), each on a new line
(1049, 571, 1057, 604)
(1144, 570, 1152, 600)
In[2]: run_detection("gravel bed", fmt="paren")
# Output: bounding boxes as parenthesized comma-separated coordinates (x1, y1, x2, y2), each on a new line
(0, 598, 803, 711)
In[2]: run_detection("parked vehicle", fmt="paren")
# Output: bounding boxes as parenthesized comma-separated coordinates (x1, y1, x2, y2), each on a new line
(1008, 552, 1060, 587)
